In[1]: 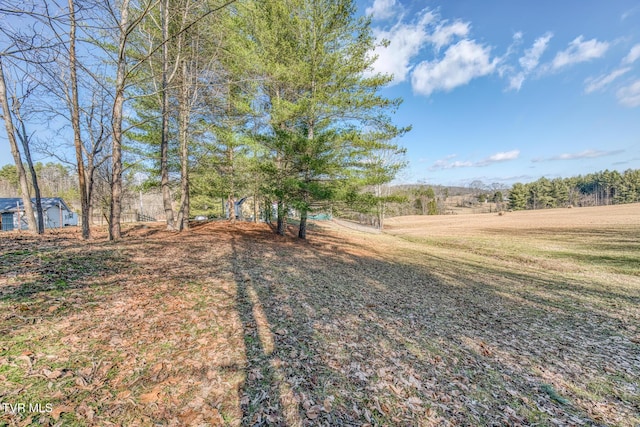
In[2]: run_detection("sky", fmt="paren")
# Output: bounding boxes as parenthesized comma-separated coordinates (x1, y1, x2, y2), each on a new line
(1, 1, 640, 188)
(358, 0, 640, 186)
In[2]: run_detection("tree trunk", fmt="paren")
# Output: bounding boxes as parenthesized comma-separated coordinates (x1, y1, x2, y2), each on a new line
(160, 0, 175, 230)
(227, 194, 235, 222)
(253, 193, 258, 223)
(86, 160, 96, 228)
(276, 199, 286, 235)
(176, 60, 190, 231)
(377, 199, 385, 230)
(227, 144, 235, 223)
(0, 58, 37, 233)
(68, 0, 90, 239)
(10, 91, 44, 233)
(110, 0, 130, 241)
(298, 209, 307, 239)
(16, 114, 44, 233)
(264, 198, 271, 223)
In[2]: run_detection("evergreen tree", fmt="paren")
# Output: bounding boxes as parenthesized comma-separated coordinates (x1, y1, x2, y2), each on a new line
(242, 0, 408, 237)
(509, 183, 527, 210)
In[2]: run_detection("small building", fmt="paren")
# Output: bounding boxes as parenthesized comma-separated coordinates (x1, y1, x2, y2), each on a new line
(0, 198, 78, 231)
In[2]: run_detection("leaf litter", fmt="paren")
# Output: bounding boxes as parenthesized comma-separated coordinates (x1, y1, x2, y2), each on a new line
(0, 214, 638, 426)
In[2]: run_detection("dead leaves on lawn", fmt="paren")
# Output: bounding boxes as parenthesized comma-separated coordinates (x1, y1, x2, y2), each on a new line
(1, 220, 639, 426)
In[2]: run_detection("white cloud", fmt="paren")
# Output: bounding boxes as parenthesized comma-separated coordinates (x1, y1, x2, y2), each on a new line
(584, 67, 631, 93)
(370, 11, 435, 83)
(551, 36, 609, 70)
(519, 33, 553, 72)
(533, 149, 624, 162)
(366, 0, 399, 21)
(616, 79, 640, 107)
(427, 21, 470, 51)
(510, 32, 523, 48)
(503, 33, 553, 91)
(622, 43, 640, 65)
(369, 9, 475, 87)
(430, 159, 473, 170)
(508, 73, 526, 91)
(412, 39, 496, 96)
(621, 6, 639, 21)
(430, 150, 519, 170)
(485, 150, 520, 162)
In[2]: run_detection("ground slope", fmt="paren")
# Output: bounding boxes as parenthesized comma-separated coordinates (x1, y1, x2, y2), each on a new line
(1, 206, 639, 426)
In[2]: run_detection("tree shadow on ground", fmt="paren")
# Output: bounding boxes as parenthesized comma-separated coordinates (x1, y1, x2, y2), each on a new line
(0, 245, 130, 301)
(1, 223, 637, 426)
(228, 223, 638, 426)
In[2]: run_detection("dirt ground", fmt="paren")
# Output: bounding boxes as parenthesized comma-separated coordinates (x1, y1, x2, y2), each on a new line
(1, 205, 639, 426)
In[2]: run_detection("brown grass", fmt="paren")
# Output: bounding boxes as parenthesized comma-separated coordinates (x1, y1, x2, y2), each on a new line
(385, 203, 640, 236)
(1, 204, 639, 426)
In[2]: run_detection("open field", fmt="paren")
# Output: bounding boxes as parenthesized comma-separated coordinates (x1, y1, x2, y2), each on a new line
(1, 204, 639, 426)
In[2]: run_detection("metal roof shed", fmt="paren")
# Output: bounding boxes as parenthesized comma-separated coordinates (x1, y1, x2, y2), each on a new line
(0, 198, 78, 230)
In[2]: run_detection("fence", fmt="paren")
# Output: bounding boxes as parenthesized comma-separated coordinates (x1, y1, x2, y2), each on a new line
(88, 212, 157, 226)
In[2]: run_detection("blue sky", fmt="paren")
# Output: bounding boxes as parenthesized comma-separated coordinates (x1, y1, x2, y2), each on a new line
(360, 0, 640, 186)
(2, 1, 640, 188)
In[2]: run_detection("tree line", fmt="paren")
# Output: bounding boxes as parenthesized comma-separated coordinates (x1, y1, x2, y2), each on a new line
(0, 0, 407, 240)
(0, 162, 78, 200)
(340, 170, 640, 220)
(508, 169, 640, 210)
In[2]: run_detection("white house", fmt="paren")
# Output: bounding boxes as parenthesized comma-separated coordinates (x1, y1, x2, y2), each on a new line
(0, 198, 78, 231)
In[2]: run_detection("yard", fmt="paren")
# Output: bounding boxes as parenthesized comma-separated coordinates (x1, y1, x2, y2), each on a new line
(1, 204, 639, 426)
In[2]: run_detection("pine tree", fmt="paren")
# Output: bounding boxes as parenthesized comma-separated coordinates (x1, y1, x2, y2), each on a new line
(509, 183, 527, 210)
(242, 0, 408, 238)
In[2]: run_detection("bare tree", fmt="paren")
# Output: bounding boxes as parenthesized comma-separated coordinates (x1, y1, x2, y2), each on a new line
(103, 0, 157, 240)
(0, 57, 38, 232)
(0, 4, 60, 234)
(10, 82, 45, 233)
(10, 0, 114, 238)
(364, 146, 407, 230)
(65, 0, 91, 238)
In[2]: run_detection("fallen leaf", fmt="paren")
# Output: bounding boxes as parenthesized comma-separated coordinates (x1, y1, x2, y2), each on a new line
(323, 397, 333, 411)
(16, 355, 33, 370)
(77, 403, 95, 422)
(407, 396, 423, 405)
(178, 409, 198, 424)
(78, 367, 93, 377)
(51, 405, 74, 421)
(44, 369, 62, 379)
(380, 402, 391, 414)
(140, 385, 162, 403)
(150, 362, 164, 375)
(117, 390, 132, 400)
(306, 405, 321, 419)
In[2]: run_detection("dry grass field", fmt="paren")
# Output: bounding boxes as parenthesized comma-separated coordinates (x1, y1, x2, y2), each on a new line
(1, 204, 639, 426)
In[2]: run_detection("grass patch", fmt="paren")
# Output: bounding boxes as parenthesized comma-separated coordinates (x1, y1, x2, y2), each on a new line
(1, 210, 639, 426)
